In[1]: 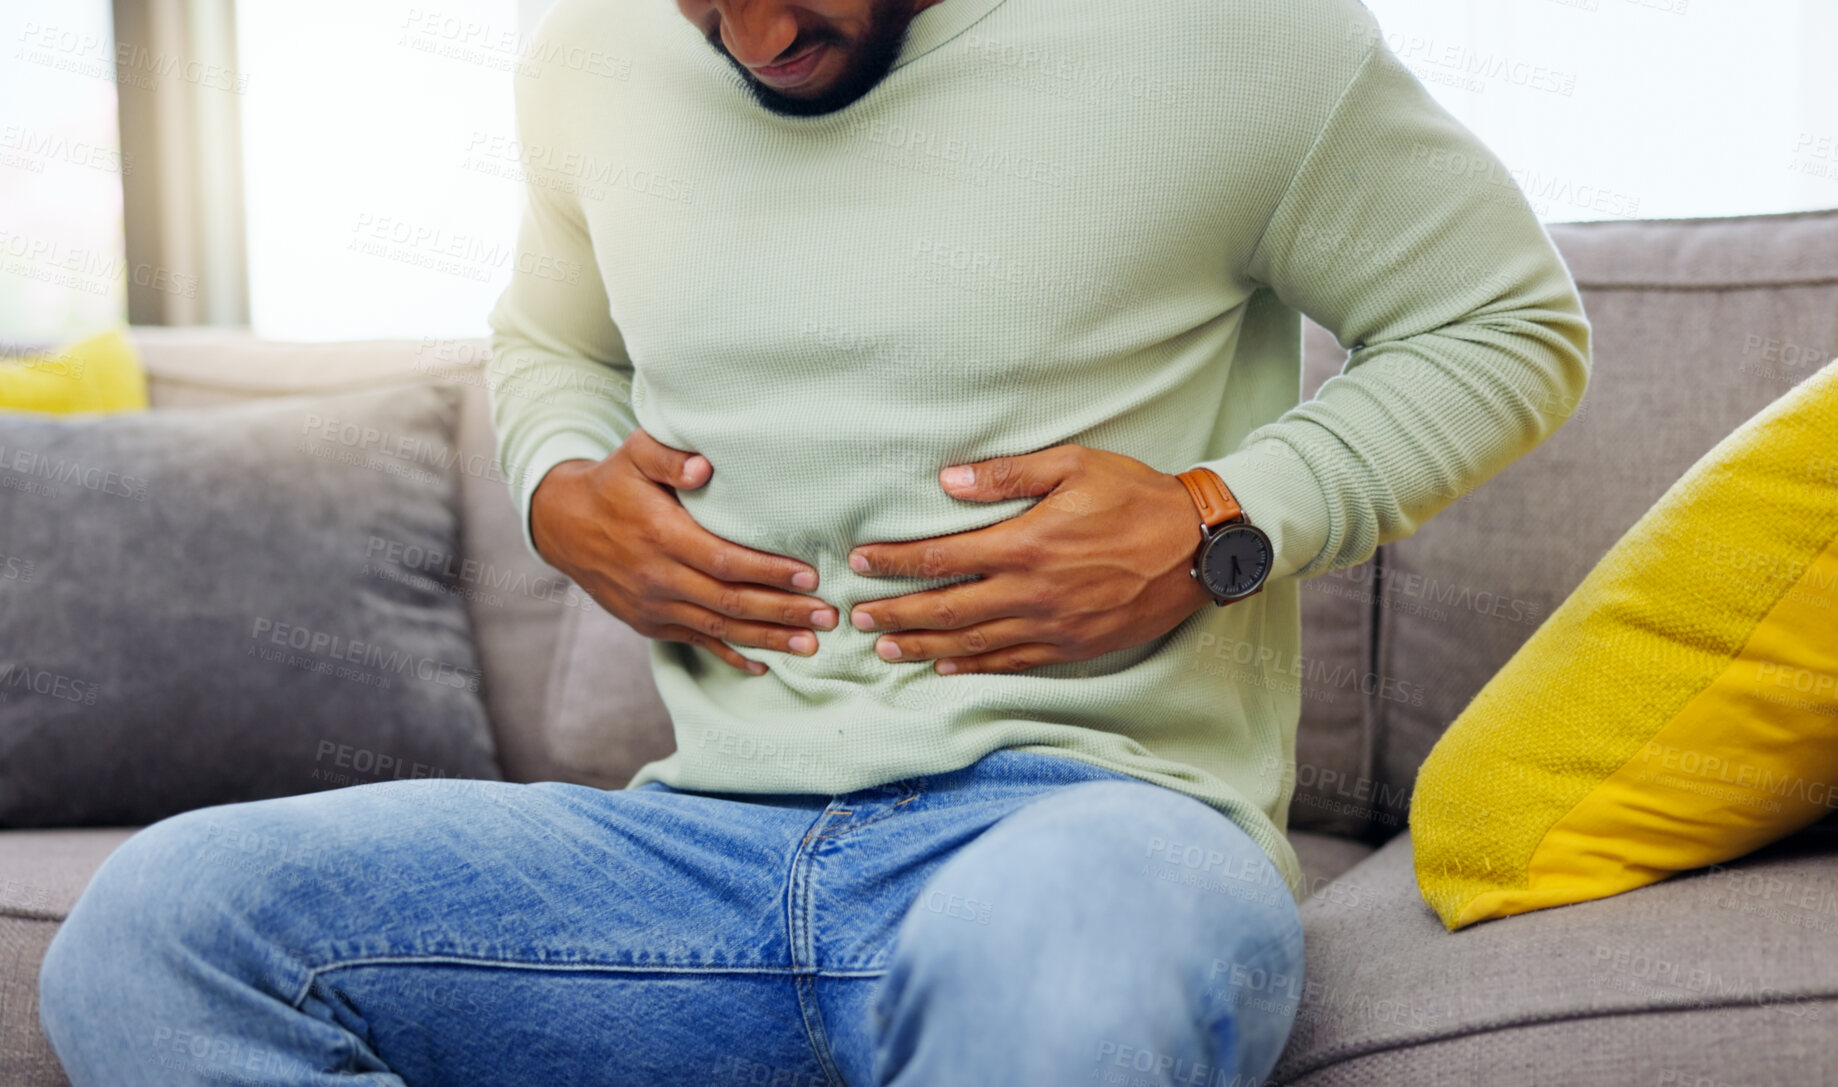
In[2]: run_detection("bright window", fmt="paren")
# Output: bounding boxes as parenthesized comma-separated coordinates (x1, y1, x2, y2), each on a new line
(1362, 0, 1838, 221)
(14, 0, 1825, 343)
(0, 0, 127, 346)
(236, 0, 522, 340)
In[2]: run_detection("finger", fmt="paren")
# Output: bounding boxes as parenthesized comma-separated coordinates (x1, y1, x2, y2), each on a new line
(847, 535, 976, 581)
(938, 444, 1083, 502)
(869, 617, 1043, 663)
(848, 581, 1013, 634)
(676, 526, 821, 593)
(655, 624, 766, 674)
(664, 602, 826, 657)
(624, 429, 712, 490)
(677, 568, 839, 631)
(933, 643, 1066, 676)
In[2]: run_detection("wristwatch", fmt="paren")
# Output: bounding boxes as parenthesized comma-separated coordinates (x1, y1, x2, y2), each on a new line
(1175, 467, 1273, 605)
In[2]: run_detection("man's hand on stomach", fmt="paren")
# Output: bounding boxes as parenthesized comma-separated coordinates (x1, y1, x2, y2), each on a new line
(529, 428, 839, 675)
(844, 445, 1215, 676)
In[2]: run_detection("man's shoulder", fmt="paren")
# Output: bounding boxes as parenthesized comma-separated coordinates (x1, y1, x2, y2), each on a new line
(1100, 0, 1383, 149)
(523, 0, 672, 81)
(1079, 0, 1381, 111)
(1119, 0, 1381, 52)
(512, 0, 655, 112)
(531, 0, 635, 45)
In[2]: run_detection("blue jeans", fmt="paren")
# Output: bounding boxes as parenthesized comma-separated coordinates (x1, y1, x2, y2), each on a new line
(39, 748, 1303, 1086)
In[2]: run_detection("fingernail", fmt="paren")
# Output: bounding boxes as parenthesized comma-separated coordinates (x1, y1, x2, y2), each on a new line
(877, 638, 902, 660)
(851, 609, 874, 631)
(936, 660, 958, 675)
(792, 570, 817, 590)
(848, 552, 870, 573)
(790, 632, 816, 655)
(748, 660, 766, 675)
(684, 455, 710, 479)
(941, 465, 974, 488)
(811, 608, 837, 630)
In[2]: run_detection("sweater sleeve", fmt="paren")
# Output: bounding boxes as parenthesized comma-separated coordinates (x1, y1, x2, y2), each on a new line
(485, 75, 641, 564)
(1191, 35, 1592, 582)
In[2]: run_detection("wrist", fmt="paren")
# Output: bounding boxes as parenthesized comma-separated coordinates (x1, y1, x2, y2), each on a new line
(530, 458, 598, 564)
(1176, 467, 1272, 604)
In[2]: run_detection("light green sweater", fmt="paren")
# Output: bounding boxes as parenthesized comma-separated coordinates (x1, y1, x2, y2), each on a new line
(486, 0, 1591, 896)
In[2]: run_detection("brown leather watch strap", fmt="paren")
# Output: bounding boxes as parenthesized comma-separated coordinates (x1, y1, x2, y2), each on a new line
(1175, 467, 1244, 528)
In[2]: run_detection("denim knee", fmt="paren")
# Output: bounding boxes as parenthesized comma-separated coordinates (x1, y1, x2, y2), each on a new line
(39, 807, 262, 1044)
(872, 779, 1303, 1084)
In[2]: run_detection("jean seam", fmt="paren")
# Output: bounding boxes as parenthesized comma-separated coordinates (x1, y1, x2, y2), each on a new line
(290, 956, 838, 1008)
(789, 809, 850, 1087)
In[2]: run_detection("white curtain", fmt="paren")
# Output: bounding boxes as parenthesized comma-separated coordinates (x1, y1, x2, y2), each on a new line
(112, 0, 249, 326)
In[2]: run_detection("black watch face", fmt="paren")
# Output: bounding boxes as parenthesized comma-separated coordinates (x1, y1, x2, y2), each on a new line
(1199, 524, 1273, 601)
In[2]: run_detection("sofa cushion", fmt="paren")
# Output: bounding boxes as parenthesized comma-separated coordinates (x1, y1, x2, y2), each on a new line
(0, 828, 137, 1087)
(0, 329, 147, 416)
(538, 597, 677, 789)
(1414, 358, 1838, 929)
(1274, 824, 1838, 1086)
(0, 828, 138, 920)
(129, 329, 575, 785)
(1290, 830, 1374, 900)
(0, 385, 499, 825)
(1372, 209, 1838, 824)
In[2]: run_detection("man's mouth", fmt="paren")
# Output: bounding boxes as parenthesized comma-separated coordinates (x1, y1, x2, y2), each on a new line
(750, 43, 827, 88)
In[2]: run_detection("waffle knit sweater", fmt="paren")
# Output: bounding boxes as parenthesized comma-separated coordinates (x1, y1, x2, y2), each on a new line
(485, 0, 1591, 896)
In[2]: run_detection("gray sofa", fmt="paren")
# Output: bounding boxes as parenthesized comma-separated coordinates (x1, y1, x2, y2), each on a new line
(4, 207, 1837, 1085)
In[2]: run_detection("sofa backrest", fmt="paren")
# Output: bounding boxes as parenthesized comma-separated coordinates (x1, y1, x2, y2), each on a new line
(1291, 207, 1838, 843)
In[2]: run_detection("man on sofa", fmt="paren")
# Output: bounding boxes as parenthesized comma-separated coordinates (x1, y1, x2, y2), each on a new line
(39, 0, 1589, 1083)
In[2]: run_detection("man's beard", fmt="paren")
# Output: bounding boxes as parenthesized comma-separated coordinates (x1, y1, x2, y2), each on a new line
(707, 0, 916, 118)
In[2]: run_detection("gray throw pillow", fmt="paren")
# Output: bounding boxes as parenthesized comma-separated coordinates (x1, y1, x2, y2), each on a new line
(0, 383, 500, 826)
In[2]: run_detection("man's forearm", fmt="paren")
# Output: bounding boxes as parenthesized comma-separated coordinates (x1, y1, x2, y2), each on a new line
(1191, 38, 1591, 582)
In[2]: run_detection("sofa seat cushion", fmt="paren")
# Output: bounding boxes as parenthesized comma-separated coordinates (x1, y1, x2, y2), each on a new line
(0, 828, 138, 920)
(1290, 830, 1374, 901)
(1, 828, 138, 1087)
(1274, 825, 1838, 1086)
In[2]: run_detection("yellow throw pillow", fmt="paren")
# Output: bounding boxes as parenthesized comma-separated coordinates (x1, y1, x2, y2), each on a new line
(0, 328, 149, 415)
(1412, 357, 1838, 930)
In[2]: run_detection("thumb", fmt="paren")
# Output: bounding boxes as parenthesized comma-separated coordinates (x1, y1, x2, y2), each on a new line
(939, 445, 1079, 502)
(627, 429, 712, 489)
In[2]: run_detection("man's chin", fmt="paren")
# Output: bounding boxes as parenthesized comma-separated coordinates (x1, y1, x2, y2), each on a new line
(739, 73, 874, 118)
(716, 0, 913, 119)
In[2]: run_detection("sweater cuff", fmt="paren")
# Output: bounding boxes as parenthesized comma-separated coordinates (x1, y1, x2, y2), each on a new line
(514, 430, 620, 565)
(1189, 440, 1332, 582)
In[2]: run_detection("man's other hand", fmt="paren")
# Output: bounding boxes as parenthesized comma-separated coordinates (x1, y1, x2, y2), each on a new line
(846, 445, 1215, 675)
(530, 429, 838, 675)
